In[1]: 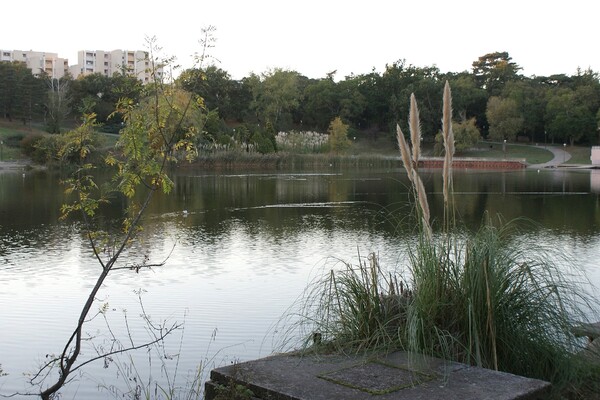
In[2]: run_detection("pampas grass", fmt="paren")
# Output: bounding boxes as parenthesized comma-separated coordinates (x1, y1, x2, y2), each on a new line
(288, 81, 599, 398)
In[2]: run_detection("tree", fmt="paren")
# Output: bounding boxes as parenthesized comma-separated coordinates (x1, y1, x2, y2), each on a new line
(472, 51, 522, 96)
(452, 117, 481, 152)
(44, 75, 72, 133)
(445, 72, 488, 133)
(485, 96, 523, 142)
(545, 88, 597, 145)
(382, 62, 444, 140)
(68, 72, 142, 129)
(434, 117, 481, 155)
(0, 61, 46, 124)
(502, 79, 548, 143)
(328, 116, 351, 153)
(31, 37, 204, 399)
(247, 68, 302, 130)
(301, 77, 340, 130)
(177, 65, 237, 120)
(337, 76, 368, 130)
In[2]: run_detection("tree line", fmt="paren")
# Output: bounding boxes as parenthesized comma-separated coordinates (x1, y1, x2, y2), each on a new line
(2, 51, 600, 148)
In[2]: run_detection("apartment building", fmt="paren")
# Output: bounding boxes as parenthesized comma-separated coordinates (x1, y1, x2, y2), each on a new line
(0, 49, 69, 78)
(1, 48, 161, 83)
(69, 49, 161, 83)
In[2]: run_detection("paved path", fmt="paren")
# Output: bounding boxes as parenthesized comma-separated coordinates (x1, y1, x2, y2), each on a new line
(528, 145, 571, 169)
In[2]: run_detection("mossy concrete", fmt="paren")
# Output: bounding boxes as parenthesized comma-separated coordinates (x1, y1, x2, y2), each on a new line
(205, 351, 550, 400)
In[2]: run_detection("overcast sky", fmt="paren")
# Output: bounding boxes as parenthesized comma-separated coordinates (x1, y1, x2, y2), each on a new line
(3, 0, 599, 80)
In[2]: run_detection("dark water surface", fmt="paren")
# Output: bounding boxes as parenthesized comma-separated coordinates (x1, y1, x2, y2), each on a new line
(1, 166, 599, 398)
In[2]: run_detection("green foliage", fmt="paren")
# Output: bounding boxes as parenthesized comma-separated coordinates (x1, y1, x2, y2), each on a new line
(36, 39, 205, 399)
(108, 88, 202, 199)
(29, 134, 61, 164)
(327, 117, 351, 153)
(297, 253, 409, 353)
(247, 68, 302, 130)
(213, 381, 255, 400)
(58, 113, 103, 164)
(434, 118, 481, 155)
(0, 61, 47, 123)
(472, 51, 522, 96)
(486, 96, 524, 141)
(406, 216, 594, 384)
(177, 65, 239, 121)
(68, 72, 143, 125)
(19, 132, 42, 155)
(2, 132, 25, 147)
(546, 87, 598, 145)
(252, 130, 275, 154)
(502, 80, 547, 142)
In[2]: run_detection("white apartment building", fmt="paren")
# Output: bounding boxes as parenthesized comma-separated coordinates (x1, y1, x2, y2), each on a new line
(1, 49, 161, 83)
(0, 49, 69, 79)
(69, 49, 161, 83)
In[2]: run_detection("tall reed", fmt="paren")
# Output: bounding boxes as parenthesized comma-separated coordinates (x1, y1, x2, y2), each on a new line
(402, 81, 598, 394)
(289, 81, 599, 397)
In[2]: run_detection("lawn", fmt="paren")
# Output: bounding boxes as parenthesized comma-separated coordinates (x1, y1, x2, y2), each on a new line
(0, 124, 40, 161)
(463, 141, 555, 164)
(566, 145, 591, 164)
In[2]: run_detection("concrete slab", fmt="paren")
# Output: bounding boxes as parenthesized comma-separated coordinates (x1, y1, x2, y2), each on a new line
(205, 351, 551, 400)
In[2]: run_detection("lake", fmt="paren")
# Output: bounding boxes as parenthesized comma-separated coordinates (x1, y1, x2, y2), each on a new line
(0, 165, 599, 398)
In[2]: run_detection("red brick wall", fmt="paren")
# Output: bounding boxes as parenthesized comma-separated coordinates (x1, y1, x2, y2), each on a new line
(418, 158, 526, 170)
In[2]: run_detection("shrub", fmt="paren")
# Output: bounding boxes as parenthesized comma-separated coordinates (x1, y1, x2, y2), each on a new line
(20, 133, 44, 156)
(30, 135, 62, 164)
(5, 133, 26, 148)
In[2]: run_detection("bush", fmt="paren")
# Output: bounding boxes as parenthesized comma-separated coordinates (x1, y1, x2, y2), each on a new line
(5, 133, 26, 148)
(20, 133, 44, 156)
(30, 135, 62, 164)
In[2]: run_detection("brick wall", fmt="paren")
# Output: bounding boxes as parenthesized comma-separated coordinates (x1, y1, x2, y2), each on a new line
(418, 158, 527, 170)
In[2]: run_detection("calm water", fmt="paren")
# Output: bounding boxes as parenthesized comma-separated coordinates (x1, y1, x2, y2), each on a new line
(1, 166, 599, 398)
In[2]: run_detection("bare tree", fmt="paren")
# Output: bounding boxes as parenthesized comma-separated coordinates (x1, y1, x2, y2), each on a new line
(44, 75, 71, 134)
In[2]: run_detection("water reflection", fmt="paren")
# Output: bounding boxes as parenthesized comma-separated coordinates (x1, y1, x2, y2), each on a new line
(0, 167, 599, 398)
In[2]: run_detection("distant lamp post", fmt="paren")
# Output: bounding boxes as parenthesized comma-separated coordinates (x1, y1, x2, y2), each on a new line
(563, 143, 567, 163)
(503, 139, 507, 158)
(0, 140, 3, 161)
(544, 130, 547, 149)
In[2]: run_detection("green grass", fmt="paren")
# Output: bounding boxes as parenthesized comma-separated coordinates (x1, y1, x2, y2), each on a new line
(0, 126, 32, 161)
(566, 145, 591, 165)
(465, 141, 555, 164)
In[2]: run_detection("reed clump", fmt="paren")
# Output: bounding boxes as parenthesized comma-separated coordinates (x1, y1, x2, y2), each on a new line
(290, 81, 600, 397)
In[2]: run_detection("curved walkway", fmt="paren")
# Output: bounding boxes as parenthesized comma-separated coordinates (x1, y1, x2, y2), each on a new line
(527, 145, 571, 169)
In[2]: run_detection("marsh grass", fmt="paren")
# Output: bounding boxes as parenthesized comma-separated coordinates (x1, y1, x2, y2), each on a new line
(287, 82, 600, 397)
(289, 252, 411, 354)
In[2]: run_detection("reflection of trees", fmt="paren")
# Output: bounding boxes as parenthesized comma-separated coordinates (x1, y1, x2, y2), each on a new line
(0, 171, 65, 230)
(3, 169, 600, 247)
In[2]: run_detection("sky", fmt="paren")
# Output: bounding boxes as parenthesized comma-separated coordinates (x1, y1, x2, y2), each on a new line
(2, 0, 600, 81)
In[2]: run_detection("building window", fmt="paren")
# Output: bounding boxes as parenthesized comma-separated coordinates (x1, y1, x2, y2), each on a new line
(2, 52, 10, 56)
